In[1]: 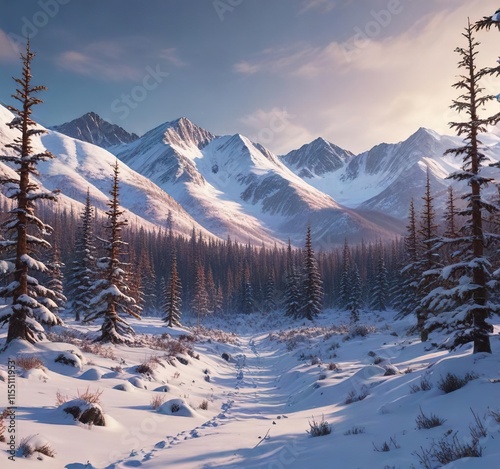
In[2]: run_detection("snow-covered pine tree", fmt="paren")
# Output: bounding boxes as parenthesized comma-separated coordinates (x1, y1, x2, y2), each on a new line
(43, 239, 67, 317)
(339, 239, 352, 309)
(415, 170, 441, 339)
(163, 255, 182, 327)
(298, 225, 323, 320)
(395, 199, 421, 320)
(348, 263, 362, 323)
(66, 189, 96, 321)
(263, 268, 277, 313)
(474, 9, 500, 31)
(370, 251, 388, 311)
(240, 263, 255, 314)
(0, 41, 62, 344)
(424, 22, 500, 353)
(84, 161, 141, 344)
(284, 240, 300, 318)
(191, 263, 209, 325)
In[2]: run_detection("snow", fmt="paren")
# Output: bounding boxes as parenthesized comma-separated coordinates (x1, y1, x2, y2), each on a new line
(1, 310, 500, 468)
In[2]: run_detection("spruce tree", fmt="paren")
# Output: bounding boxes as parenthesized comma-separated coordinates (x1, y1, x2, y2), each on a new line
(284, 240, 300, 318)
(191, 263, 209, 325)
(370, 252, 388, 311)
(424, 22, 500, 352)
(263, 269, 277, 313)
(85, 161, 141, 343)
(298, 225, 323, 320)
(348, 263, 362, 322)
(66, 189, 96, 321)
(240, 264, 255, 314)
(163, 255, 182, 327)
(339, 239, 352, 309)
(43, 239, 67, 316)
(0, 41, 62, 344)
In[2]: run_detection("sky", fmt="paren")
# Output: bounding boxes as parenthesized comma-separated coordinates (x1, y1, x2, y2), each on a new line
(0, 0, 499, 155)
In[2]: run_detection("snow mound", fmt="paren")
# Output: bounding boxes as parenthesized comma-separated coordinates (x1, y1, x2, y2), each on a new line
(157, 399, 200, 418)
(79, 368, 103, 381)
(113, 381, 136, 392)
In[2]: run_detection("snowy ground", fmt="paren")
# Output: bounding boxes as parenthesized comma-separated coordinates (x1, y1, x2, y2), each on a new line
(1, 310, 500, 468)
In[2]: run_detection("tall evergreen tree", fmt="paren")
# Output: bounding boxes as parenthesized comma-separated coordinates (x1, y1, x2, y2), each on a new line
(424, 22, 500, 352)
(299, 225, 323, 320)
(348, 263, 362, 322)
(66, 189, 96, 321)
(263, 268, 277, 313)
(0, 41, 62, 344)
(284, 240, 300, 318)
(370, 252, 388, 311)
(339, 239, 352, 309)
(85, 161, 141, 343)
(163, 255, 182, 327)
(191, 263, 209, 325)
(240, 263, 255, 314)
(43, 239, 67, 316)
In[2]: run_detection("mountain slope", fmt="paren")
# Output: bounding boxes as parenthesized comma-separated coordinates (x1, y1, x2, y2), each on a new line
(116, 118, 402, 247)
(50, 112, 139, 148)
(0, 106, 212, 239)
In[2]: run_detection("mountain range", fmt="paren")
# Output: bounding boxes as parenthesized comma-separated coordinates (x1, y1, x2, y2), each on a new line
(2, 107, 500, 248)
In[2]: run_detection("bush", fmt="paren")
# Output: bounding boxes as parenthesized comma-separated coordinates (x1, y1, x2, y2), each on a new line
(409, 374, 433, 393)
(307, 415, 331, 437)
(437, 372, 477, 394)
(345, 386, 369, 405)
(415, 407, 446, 429)
(344, 426, 365, 435)
(373, 437, 399, 452)
(16, 356, 45, 371)
(433, 432, 482, 464)
(198, 400, 209, 410)
(327, 362, 337, 371)
(310, 356, 321, 366)
(19, 436, 56, 458)
(77, 387, 103, 405)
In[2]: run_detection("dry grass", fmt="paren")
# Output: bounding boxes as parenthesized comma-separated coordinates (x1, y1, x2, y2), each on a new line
(150, 395, 166, 410)
(16, 356, 45, 371)
(76, 387, 103, 405)
(198, 399, 209, 410)
(0, 409, 7, 442)
(307, 415, 331, 437)
(55, 391, 69, 406)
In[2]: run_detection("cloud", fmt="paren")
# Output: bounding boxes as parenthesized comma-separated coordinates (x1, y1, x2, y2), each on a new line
(159, 48, 186, 67)
(0, 29, 19, 62)
(239, 108, 316, 155)
(55, 41, 186, 82)
(297, 0, 337, 15)
(56, 41, 144, 81)
(233, 0, 500, 153)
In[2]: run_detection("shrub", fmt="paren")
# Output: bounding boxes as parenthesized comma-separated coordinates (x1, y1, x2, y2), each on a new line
(16, 356, 45, 371)
(345, 386, 369, 405)
(18, 436, 55, 458)
(204, 375, 211, 383)
(310, 356, 321, 366)
(306, 415, 331, 437)
(171, 403, 180, 413)
(55, 391, 69, 406)
(437, 372, 477, 394)
(469, 409, 487, 444)
(373, 437, 399, 452)
(198, 400, 209, 410)
(343, 426, 365, 435)
(415, 407, 446, 429)
(151, 395, 165, 410)
(327, 362, 337, 371)
(410, 374, 433, 393)
(433, 432, 482, 464)
(490, 409, 500, 424)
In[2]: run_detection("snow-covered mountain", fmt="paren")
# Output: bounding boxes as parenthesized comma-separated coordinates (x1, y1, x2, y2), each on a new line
(50, 112, 139, 148)
(282, 128, 500, 219)
(115, 118, 401, 247)
(282, 137, 354, 178)
(0, 106, 212, 239)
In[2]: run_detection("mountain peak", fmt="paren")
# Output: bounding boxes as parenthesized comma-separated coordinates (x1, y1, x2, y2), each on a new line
(50, 113, 139, 148)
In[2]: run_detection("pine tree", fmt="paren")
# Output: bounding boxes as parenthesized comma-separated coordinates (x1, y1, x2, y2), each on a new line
(348, 263, 362, 322)
(474, 10, 500, 32)
(240, 264, 255, 314)
(0, 41, 62, 344)
(395, 199, 420, 319)
(66, 189, 96, 321)
(284, 240, 300, 318)
(191, 263, 209, 325)
(263, 269, 277, 313)
(339, 239, 352, 309)
(163, 255, 182, 327)
(298, 225, 323, 320)
(84, 161, 141, 343)
(370, 252, 388, 311)
(424, 22, 500, 352)
(43, 239, 67, 316)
